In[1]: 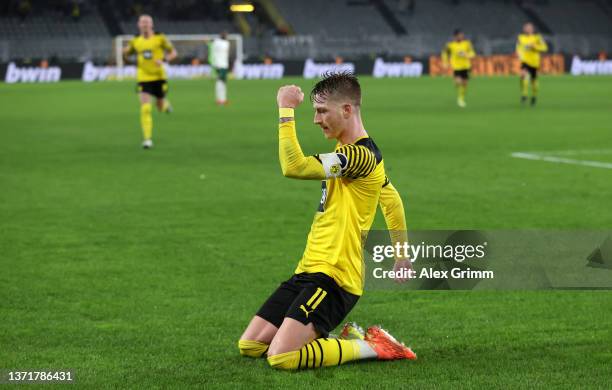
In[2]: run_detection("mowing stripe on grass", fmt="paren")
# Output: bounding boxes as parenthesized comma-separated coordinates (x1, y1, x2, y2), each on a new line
(511, 152, 612, 170)
(538, 149, 612, 156)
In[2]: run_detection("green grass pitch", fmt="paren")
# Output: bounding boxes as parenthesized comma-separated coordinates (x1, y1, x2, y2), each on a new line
(1, 76, 611, 388)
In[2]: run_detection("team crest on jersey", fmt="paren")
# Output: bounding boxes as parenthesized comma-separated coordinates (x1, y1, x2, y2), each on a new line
(319, 152, 348, 178)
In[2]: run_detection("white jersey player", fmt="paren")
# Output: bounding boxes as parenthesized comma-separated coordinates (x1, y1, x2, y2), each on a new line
(209, 32, 230, 105)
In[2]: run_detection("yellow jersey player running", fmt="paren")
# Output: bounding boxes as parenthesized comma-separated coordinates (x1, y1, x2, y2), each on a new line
(516, 22, 548, 106)
(238, 73, 417, 370)
(123, 15, 177, 149)
(442, 29, 476, 108)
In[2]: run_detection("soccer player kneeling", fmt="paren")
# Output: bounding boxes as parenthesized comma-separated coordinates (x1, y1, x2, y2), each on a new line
(238, 73, 417, 370)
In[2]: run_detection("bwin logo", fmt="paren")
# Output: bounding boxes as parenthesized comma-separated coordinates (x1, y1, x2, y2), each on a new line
(5, 62, 61, 83)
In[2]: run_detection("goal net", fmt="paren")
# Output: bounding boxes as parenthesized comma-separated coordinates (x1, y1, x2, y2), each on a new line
(113, 34, 243, 80)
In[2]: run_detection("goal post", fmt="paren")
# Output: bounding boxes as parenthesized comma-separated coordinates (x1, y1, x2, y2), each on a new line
(113, 34, 243, 80)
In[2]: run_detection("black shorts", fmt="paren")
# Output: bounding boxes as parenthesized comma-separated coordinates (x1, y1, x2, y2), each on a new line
(453, 69, 470, 80)
(520, 63, 538, 79)
(137, 80, 168, 99)
(215, 67, 228, 82)
(256, 273, 359, 337)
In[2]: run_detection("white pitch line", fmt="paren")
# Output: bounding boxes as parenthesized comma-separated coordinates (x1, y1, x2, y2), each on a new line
(531, 149, 612, 156)
(511, 152, 612, 170)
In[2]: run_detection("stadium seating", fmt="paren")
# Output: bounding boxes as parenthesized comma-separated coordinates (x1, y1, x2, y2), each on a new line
(271, 0, 612, 59)
(114, 0, 236, 35)
(383, 0, 527, 38)
(1, 0, 612, 62)
(0, 0, 237, 61)
(0, 6, 112, 61)
(0, 14, 109, 38)
(274, 0, 394, 38)
(119, 19, 236, 36)
(524, 0, 612, 34)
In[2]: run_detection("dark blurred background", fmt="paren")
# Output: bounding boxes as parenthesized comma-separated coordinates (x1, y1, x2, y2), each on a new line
(1, 0, 611, 63)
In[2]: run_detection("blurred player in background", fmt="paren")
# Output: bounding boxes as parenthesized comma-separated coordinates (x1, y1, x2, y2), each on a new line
(209, 32, 230, 105)
(238, 73, 416, 370)
(123, 14, 177, 149)
(516, 22, 548, 106)
(442, 29, 476, 108)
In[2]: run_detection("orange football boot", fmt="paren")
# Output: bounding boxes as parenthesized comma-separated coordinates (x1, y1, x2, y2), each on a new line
(364, 326, 417, 361)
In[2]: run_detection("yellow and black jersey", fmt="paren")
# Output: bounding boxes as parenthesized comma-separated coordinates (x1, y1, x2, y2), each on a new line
(442, 40, 476, 71)
(296, 137, 386, 296)
(126, 33, 174, 82)
(315, 140, 381, 180)
(278, 108, 407, 296)
(516, 33, 548, 69)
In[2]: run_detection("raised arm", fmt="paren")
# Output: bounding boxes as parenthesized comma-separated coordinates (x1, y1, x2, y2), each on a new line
(278, 109, 326, 180)
(278, 120, 328, 179)
(276, 85, 346, 180)
(277, 85, 328, 180)
(277, 85, 378, 180)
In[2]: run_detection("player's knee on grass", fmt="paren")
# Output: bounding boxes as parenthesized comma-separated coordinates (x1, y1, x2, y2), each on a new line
(266, 340, 290, 357)
(267, 338, 364, 370)
(267, 350, 298, 370)
(266, 321, 318, 357)
(237, 339, 269, 358)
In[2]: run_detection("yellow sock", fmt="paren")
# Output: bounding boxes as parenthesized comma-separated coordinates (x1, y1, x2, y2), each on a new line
(140, 103, 153, 140)
(521, 77, 529, 97)
(458, 84, 466, 101)
(532, 80, 539, 97)
(267, 338, 365, 370)
(238, 340, 269, 358)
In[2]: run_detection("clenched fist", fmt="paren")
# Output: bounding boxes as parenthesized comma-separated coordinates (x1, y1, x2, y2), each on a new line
(277, 85, 304, 108)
